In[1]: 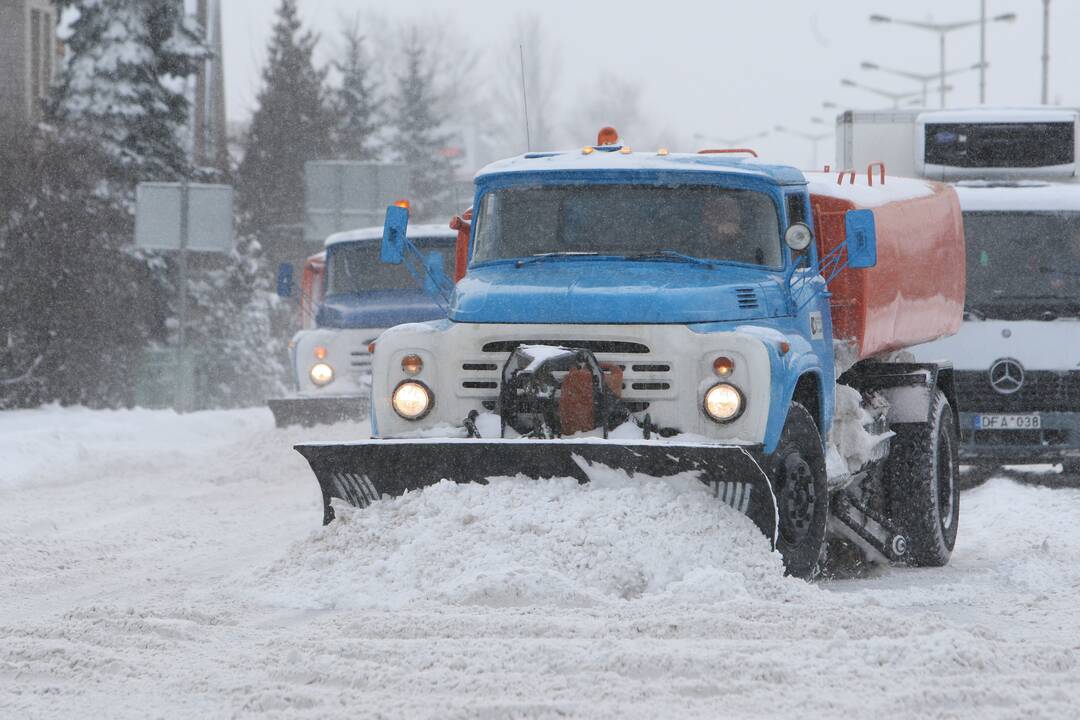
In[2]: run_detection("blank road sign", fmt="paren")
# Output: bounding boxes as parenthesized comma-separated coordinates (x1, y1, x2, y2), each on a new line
(304, 162, 409, 242)
(135, 182, 234, 253)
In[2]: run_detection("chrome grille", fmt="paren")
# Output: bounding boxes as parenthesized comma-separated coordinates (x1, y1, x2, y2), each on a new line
(349, 351, 373, 378)
(458, 340, 674, 404)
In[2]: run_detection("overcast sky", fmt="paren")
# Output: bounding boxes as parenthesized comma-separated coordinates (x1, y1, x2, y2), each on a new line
(220, 0, 1079, 169)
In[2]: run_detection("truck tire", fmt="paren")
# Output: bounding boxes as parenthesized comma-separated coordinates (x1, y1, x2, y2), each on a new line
(885, 390, 960, 567)
(768, 403, 829, 579)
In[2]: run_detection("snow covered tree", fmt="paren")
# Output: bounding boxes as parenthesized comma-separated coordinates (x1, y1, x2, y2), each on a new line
(237, 0, 333, 232)
(54, 0, 207, 184)
(0, 132, 167, 408)
(331, 22, 382, 161)
(180, 237, 287, 407)
(389, 29, 459, 220)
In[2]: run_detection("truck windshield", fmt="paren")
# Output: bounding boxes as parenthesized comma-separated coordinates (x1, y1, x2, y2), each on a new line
(326, 239, 450, 295)
(472, 184, 782, 267)
(964, 211, 1080, 314)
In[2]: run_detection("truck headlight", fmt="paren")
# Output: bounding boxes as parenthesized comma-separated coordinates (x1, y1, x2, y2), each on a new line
(310, 362, 334, 386)
(704, 383, 744, 423)
(392, 380, 433, 420)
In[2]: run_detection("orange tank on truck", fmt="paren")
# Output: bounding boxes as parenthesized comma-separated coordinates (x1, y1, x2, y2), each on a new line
(807, 167, 966, 361)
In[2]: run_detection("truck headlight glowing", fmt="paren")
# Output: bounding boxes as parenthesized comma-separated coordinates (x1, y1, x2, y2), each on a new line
(309, 362, 334, 386)
(401, 354, 424, 375)
(704, 383, 744, 422)
(392, 381, 432, 420)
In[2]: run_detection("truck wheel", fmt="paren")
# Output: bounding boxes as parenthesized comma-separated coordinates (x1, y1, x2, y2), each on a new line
(886, 390, 959, 567)
(768, 403, 829, 579)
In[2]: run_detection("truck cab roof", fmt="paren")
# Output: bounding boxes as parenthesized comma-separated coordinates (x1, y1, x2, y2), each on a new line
(325, 223, 456, 248)
(475, 150, 807, 186)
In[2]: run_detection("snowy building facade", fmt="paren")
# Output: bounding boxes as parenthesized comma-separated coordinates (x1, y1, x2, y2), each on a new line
(0, 0, 60, 131)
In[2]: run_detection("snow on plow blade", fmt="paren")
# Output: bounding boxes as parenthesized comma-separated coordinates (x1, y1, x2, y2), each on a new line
(294, 439, 778, 544)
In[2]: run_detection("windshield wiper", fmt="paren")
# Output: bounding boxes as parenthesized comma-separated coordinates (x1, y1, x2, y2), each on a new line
(514, 252, 601, 268)
(623, 250, 718, 269)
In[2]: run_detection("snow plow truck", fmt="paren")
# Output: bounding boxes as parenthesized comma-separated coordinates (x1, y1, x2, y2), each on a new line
(295, 129, 966, 578)
(269, 221, 457, 427)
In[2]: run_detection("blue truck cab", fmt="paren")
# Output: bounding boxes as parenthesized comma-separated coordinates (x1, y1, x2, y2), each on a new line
(268, 224, 457, 427)
(296, 133, 964, 578)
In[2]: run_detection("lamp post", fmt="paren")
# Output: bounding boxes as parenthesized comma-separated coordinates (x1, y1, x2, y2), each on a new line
(774, 125, 832, 170)
(840, 78, 925, 109)
(861, 60, 986, 106)
(1041, 0, 1051, 104)
(869, 11, 1016, 107)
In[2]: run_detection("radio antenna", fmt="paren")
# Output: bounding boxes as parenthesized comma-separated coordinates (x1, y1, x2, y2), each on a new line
(519, 43, 532, 152)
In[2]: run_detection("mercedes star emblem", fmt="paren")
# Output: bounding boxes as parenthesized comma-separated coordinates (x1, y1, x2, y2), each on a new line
(988, 358, 1025, 395)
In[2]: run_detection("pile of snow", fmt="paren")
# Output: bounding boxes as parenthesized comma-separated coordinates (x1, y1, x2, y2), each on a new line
(255, 472, 803, 611)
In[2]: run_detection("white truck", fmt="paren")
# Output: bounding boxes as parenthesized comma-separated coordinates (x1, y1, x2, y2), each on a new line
(839, 107, 1080, 482)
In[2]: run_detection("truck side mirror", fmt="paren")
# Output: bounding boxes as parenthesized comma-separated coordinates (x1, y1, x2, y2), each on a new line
(423, 251, 450, 298)
(845, 209, 878, 269)
(276, 262, 294, 298)
(381, 205, 409, 265)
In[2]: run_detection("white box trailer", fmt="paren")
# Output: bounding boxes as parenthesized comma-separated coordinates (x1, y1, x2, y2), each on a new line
(835, 107, 1079, 181)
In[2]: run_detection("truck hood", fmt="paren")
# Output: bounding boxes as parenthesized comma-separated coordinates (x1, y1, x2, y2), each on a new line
(317, 289, 446, 329)
(449, 261, 788, 324)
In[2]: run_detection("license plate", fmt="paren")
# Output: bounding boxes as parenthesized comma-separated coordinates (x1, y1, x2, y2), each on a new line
(974, 414, 1042, 430)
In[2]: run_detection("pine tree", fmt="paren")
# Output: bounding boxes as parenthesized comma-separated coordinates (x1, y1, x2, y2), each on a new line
(390, 30, 459, 220)
(237, 0, 333, 231)
(0, 132, 167, 408)
(54, 0, 207, 184)
(332, 24, 382, 161)
(181, 236, 287, 407)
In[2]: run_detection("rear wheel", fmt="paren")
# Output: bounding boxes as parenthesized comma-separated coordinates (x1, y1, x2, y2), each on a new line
(885, 390, 960, 567)
(768, 403, 829, 579)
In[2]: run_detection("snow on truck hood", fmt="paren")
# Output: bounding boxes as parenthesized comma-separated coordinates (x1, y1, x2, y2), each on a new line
(449, 261, 786, 324)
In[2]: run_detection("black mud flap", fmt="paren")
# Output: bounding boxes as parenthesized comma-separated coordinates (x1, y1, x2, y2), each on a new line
(268, 396, 370, 428)
(294, 439, 778, 545)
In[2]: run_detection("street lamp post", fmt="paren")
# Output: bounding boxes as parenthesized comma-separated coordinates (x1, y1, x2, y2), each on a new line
(1042, 0, 1051, 104)
(869, 11, 1016, 107)
(840, 78, 926, 109)
(774, 125, 832, 170)
(861, 60, 985, 106)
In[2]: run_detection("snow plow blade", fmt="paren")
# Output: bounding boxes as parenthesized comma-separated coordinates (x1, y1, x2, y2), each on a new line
(268, 396, 370, 428)
(294, 439, 778, 544)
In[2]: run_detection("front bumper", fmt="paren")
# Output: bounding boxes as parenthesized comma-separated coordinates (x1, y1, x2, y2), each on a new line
(958, 411, 1080, 463)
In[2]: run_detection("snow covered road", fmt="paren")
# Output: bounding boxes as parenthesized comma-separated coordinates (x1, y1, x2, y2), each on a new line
(2, 407, 1079, 719)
